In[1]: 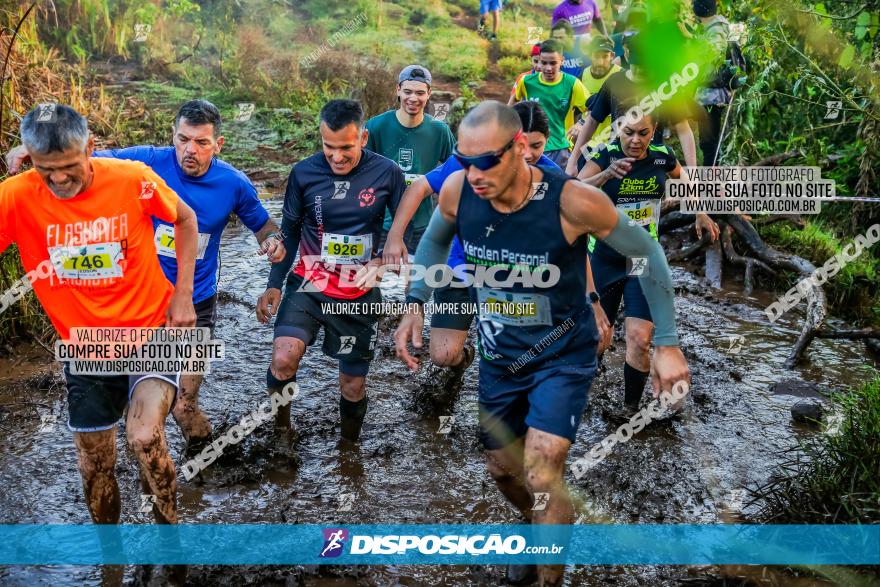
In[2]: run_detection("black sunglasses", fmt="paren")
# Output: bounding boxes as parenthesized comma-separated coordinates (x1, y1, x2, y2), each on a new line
(453, 130, 523, 171)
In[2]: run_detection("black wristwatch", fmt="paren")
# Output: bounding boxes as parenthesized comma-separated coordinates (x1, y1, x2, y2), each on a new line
(588, 291, 601, 304)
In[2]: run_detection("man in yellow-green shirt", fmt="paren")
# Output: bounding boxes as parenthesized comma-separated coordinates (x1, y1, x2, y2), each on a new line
(578, 35, 622, 151)
(513, 39, 588, 168)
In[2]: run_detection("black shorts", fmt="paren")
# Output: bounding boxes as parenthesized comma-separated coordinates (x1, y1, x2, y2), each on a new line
(430, 280, 475, 331)
(591, 255, 652, 323)
(194, 294, 218, 331)
(63, 365, 180, 433)
(274, 273, 381, 376)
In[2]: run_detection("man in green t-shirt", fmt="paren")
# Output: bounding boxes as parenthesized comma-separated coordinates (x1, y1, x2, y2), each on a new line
(513, 39, 589, 168)
(366, 65, 455, 255)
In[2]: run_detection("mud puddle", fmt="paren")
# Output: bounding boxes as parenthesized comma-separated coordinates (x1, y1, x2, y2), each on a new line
(0, 199, 876, 585)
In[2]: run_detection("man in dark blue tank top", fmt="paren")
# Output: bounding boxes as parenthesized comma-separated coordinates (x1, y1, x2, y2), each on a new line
(396, 101, 692, 586)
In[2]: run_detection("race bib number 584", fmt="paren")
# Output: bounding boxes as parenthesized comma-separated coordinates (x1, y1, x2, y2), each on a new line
(618, 200, 660, 227)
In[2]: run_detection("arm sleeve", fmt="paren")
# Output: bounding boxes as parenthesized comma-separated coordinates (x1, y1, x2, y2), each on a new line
(233, 176, 271, 233)
(267, 168, 305, 290)
(266, 214, 302, 290)
(599, 209, 679, 345)
(406, 208, 456, 303)
(92, 145, 157, 165)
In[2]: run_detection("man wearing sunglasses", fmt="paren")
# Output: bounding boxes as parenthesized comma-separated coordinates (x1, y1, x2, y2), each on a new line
(394, 101, 691, 586)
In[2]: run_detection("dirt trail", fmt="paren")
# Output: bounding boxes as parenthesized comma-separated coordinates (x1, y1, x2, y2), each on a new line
(0, 199, 875, 585)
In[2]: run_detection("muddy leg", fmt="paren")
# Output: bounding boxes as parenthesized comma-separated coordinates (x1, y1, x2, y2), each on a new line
(126, 378, 177, 524)
(269, 336, 305, 430)
(523, 428, 573, 587)
(73, 428, 120, 524)
(429, 329, 469, 367)
(172, 373, 212, 445)
(624, 317, 653, 407)
(485, 437, 532, 520)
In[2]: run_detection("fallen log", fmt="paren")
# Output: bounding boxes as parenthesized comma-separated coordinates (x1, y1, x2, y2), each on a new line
(705, 240, 723, 289)
(752, 214, 806, 229)
(719, 224, 776, 295)
(753, 150, 803, 167)
(725, 215, 826, 368)
(667, 232, 713, 262)
(815, 328, 880, 339)
(658, 210, 697, 234)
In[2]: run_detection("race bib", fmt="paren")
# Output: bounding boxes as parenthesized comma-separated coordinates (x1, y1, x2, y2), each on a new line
(48, 242, 124, 280)
(617, 199, 660, 227)
(404, 173, 423, 187)
(154, 224, 210, 260)
(321, 233, 372, 264)
(477, 288, 552, 327)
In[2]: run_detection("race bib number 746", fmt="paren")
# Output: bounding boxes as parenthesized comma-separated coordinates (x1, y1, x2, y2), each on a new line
(48, 242, 123, 280)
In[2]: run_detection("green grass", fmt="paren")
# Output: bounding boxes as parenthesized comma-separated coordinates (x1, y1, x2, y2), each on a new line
(753, 377, 880, 523)
(757, 221, 880, 323)
(295, 0, 516, 82)
(423, 17, 488, 80)
(497, 54, 530, 79)
(0, 249, 51, 345)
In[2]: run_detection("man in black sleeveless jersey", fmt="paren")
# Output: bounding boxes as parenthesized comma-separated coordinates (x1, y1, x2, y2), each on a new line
(395, 101, 691, 586)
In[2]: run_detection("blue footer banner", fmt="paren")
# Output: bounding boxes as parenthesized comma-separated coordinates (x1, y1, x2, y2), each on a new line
(0, 524, 877, 565)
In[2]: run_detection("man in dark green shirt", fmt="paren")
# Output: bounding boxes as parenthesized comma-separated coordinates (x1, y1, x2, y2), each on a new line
(366, 65, 455, 256)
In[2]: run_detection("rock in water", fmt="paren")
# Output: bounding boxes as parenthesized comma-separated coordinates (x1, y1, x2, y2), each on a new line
(791, 401, 824, 425)
(705, 240, 723, 289)
(771, 379, 823, 398)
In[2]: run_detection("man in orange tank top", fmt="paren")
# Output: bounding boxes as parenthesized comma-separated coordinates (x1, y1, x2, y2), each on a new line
(0, 104, 198, 527)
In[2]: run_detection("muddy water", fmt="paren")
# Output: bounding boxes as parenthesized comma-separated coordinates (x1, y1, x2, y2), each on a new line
(0, 198, 876, 585)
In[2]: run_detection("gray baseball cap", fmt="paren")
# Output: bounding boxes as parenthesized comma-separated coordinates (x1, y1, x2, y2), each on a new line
(398, 65, 432, 87)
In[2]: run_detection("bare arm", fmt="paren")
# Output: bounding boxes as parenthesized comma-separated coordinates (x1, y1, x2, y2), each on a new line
(167, 199, 198, 327)
(253, 218, 280, 243)
(663, 160, 719, 239)
(253, 218, 286, 263)
(383, 177, 434, 265)
(661, 161, 683, 211)
(674, 120, 697, 168)
(566, 115, 600, 175)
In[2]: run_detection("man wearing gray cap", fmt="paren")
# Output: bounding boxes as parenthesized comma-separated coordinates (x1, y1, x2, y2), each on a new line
(367, 65, 455, 259)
